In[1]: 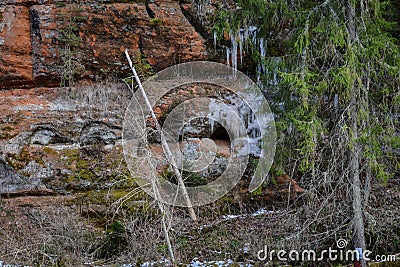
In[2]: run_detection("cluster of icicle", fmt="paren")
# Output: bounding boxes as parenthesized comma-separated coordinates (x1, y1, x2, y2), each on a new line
(195, 0, 212, 26)
(219, 27, 281, 89)
(223, 27, 257, 72)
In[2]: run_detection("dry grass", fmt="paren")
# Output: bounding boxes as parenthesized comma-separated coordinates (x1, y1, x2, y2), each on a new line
(0, 198, 99, 266)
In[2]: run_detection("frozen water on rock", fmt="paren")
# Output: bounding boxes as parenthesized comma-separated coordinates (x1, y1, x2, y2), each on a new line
(207, 97, 264, 156)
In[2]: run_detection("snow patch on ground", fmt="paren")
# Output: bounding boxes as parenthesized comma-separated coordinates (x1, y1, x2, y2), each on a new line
(137, 258, 253, 267)
(188, 258, 253, 267)
(223, 207, 278, 220)
(199, 208, 280, 232)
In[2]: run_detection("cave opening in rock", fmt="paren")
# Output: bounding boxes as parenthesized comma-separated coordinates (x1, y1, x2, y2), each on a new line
(209, 125, 230, 141)
(177, 118, 231, 143)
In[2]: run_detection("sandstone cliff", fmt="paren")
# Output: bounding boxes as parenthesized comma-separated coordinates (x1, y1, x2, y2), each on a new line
(0, 0, 209, 89)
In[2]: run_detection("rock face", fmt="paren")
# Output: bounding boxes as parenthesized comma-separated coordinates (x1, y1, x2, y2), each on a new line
(0, 84, 131, 193)
(0, 159, 31, 194)
(0, 4, 33, 88)
(0, 0, 208, 89)
(0, 0, 303, 200)
(0, 0, 217, 196)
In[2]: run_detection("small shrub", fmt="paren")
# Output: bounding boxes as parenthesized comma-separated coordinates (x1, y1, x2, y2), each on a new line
(95, 220, 128, 259)
(149, 18, 166, 26)
(43, 146, 58, 155)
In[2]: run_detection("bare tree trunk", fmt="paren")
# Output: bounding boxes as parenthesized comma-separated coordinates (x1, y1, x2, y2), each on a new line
(346, 2, 367, 266)
(363, 62, 372, 209)
(351, 130, 367, 267)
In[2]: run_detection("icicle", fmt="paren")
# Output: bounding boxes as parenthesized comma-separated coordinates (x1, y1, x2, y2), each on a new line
(226, 47, 231, 66)
(250, 26, 257, 46)
(230, 31, 237, 69)
(334, 94, 338, 108)
(251, 112, 257, 138)
(273, 57, 281, 86)
(256, 64, 263, 89)
(197, 2, 202, 25)
(244, 28, 249, 51)
(230, 31, 238, 79)
(239, 29, 244, 66)
(247, 110, 251, 129)
(259, 38, 266, 74)
(213, 31, 217, 50)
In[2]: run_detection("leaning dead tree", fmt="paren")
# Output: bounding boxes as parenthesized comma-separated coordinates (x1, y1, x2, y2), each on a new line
(124, 49, 197, 223)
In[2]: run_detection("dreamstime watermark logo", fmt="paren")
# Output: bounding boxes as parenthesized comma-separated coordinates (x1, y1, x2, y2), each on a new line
(336, 238, 348, 249)
(122, 61, 276, 206)
(257, 239, 397, 262)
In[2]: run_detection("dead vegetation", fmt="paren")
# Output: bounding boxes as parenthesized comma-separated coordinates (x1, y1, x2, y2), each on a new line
(0, 175, 398, 266)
